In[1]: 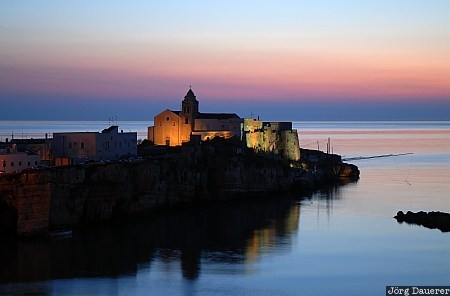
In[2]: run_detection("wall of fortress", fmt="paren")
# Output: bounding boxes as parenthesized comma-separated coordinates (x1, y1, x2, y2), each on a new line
(243, 119, 300, 161)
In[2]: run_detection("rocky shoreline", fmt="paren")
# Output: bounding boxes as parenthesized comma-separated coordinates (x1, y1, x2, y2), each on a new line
(0, 138, 359, 237)
(394, 211, 450, 232)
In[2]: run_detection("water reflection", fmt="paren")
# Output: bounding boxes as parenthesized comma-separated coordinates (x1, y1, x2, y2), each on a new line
(0, 197, 302, 284)
(295, 183, 361, 230)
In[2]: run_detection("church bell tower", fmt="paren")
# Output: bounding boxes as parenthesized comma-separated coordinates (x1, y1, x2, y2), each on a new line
(181, 87, 199, 126)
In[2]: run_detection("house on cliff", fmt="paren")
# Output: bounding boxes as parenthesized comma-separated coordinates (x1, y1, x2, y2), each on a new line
(147, 88, 300, 161)
(0, 145, 41, 173)
(9, 138, 53, 164)
(53, 126, 137, 165)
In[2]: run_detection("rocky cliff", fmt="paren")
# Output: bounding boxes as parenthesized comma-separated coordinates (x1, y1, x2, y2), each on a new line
(0, 172, 51, 236)
(0, 139, 359, 237)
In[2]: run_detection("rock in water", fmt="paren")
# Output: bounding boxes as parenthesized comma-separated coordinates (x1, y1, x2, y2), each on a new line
(394, 211, 450, 232)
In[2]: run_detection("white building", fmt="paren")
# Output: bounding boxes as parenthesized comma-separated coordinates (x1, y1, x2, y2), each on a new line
(0, 146, 41, 173)
(53, 126, 137, 164)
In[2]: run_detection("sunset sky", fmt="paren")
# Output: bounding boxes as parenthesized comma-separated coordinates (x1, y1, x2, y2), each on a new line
(1, 0, 449, 120)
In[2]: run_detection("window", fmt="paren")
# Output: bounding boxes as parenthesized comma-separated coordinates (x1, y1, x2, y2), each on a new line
(11, 162, 14, 167)
(173, 122, 176, 126)
(74, 142, 77, 147)
(185, 118, 188, 124)
(19, 161, 22, 166)
(81, 142, 85, 149)
(35, 161, 38, 165)
(166, 116, 170, 121)
(28, 162, 30, 166)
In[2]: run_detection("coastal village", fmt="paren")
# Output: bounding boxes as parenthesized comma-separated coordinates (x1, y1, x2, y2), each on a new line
(0, 89, 359, 238)
(0, 88, 300, 172)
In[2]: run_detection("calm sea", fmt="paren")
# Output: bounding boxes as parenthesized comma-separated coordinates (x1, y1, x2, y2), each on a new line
(0, 121, 449, 296)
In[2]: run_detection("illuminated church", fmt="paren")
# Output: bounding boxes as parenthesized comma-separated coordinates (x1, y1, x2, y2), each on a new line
(148, 88, 243, 146)
(148, 88, 300, 161)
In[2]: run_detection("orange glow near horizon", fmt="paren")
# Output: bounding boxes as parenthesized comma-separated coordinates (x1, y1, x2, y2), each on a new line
(1, 1, 449, 105)
(1, 45, 449, 102)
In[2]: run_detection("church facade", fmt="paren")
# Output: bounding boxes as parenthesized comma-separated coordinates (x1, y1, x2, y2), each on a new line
(148, 89, 243, 146)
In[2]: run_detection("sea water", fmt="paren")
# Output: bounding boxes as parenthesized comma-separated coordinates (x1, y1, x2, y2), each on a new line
(0, 121, 449, 296)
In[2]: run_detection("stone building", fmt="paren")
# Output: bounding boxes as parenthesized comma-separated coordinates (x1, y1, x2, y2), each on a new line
(148, 88, 242, 146)
(243, 118, 300, 161)
(53, 126, 137, 165)
(148, 88, 300, 161)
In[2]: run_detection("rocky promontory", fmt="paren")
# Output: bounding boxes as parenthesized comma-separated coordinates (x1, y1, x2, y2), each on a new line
(0, 138, 359, 237)
(394, 211, 450, 232)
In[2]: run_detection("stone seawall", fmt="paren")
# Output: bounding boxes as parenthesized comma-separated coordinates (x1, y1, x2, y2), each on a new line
(0, 141, 359, 237)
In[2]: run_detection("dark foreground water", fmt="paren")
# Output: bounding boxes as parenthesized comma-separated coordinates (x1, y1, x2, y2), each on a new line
(0, 121, 449, 295)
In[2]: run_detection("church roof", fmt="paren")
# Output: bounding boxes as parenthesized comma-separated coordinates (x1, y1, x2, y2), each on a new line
(197, 112, 240, 120)
(184, 88, 197, 101)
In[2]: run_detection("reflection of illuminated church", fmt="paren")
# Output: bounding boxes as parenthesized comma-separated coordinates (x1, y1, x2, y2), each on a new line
(148, 88, 243, 146)
(148, 88, 300, 161)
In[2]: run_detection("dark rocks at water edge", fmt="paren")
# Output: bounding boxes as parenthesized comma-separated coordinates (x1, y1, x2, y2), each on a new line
(394, 211, 450, 232)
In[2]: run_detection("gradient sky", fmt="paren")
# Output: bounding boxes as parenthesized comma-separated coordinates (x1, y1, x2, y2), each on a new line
(1, 0, 449, 120)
